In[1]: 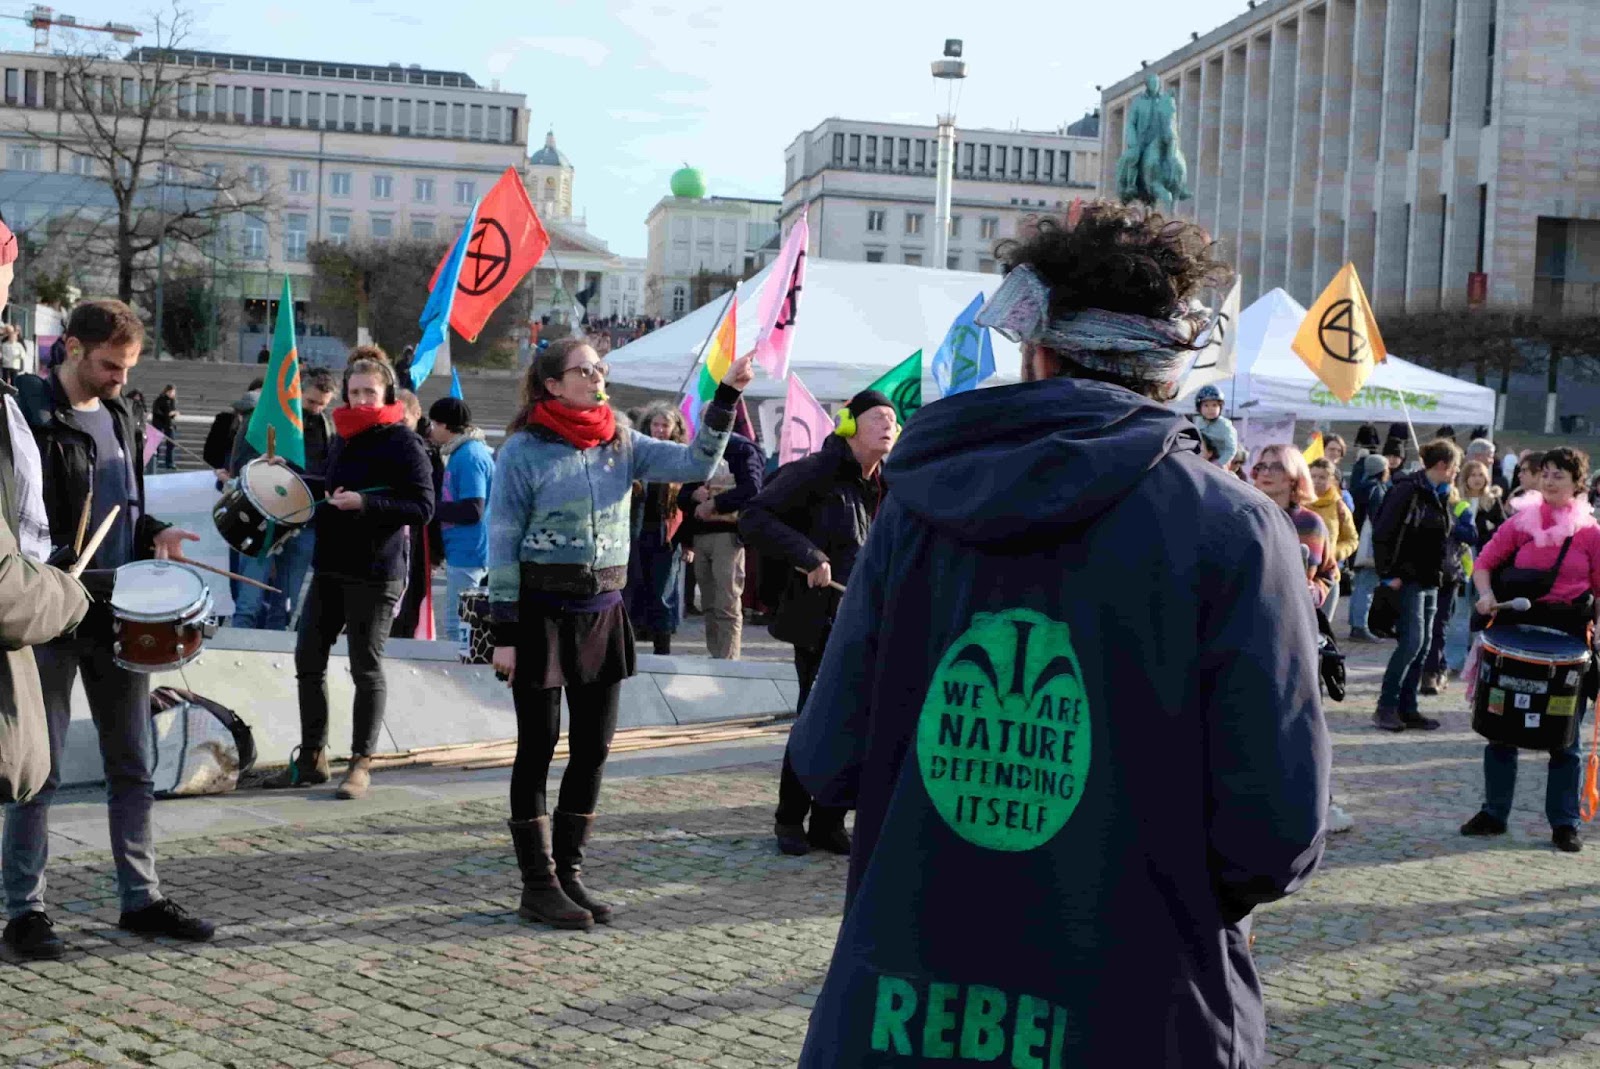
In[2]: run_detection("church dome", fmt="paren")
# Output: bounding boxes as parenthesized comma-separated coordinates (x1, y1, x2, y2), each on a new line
(670, 164, 706, 199)
(529, 130, 571, 167)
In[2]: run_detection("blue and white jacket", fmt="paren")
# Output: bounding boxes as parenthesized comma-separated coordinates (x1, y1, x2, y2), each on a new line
(487, 386, 738, 624)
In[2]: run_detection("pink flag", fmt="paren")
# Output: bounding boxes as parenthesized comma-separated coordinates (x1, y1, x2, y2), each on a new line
(679, 393, 698, 436)
(780, 372, 832, 465)
(142, 424, 164, 465)
(752, 210, 808, 381)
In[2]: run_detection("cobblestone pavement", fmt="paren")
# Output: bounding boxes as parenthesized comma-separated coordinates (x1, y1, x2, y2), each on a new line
(6, 642, 1600, 1067)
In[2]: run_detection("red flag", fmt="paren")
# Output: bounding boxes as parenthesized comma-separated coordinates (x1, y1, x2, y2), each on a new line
(431, 167, 549, 342)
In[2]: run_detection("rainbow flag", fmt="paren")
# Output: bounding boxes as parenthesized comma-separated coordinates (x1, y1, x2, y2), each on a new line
(682, 296, 737, 434)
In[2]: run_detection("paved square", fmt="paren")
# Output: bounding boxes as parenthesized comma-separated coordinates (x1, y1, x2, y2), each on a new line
(3, 643, 1600, 1067)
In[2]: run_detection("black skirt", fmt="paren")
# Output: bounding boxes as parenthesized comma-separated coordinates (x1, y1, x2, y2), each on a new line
(514, 601, 636, 690)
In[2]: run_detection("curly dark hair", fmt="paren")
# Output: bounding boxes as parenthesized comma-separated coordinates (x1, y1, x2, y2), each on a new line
(1541, 446, 1590, 489)
(994, 200, 1233, 322)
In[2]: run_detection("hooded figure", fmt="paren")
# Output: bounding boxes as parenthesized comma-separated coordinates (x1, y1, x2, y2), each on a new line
(788, 203, 1328, 1069)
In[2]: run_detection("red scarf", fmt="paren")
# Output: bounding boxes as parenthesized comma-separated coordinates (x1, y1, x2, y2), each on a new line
(332, 402, 409, 439)
(528, 400, 616, 451)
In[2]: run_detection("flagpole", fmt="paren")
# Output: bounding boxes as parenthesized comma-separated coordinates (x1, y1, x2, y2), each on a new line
(1399, 397, 1422, 460)
(673, 288, 737, 402)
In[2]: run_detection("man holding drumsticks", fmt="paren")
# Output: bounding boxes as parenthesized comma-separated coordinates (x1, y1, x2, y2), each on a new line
(4, 300, 214, 961)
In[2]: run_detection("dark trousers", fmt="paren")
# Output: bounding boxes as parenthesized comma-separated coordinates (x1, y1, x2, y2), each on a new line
(1423, 582, 1459, 676)
(775, 644, 847, 832)
(294, 574, 404, 756)
(509, 681, 621, 820)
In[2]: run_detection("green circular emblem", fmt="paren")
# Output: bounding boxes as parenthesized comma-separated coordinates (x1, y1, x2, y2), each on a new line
(916, 609, 1091, 851)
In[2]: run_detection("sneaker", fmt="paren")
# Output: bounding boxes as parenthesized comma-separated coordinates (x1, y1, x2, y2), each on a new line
(1327, 804, 1355, 834)
(774, 822, 810, 856)
(1347, 628, 1378, 643)
(807, 824, 852, 855)
(118, 900, 215, 942)
(1401, 713, 1441, 731)
(1554, 826, 1583, 853)
(1460, 812, 1507, 836)
(2, 911, 64, 961)
(1372, 707, 1406, 732)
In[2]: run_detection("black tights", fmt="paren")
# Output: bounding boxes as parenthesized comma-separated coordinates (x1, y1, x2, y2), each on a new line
(509, 680, 621, 820)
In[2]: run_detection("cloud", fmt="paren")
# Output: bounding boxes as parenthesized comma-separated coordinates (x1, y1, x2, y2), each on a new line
(486, 35, 612, 77)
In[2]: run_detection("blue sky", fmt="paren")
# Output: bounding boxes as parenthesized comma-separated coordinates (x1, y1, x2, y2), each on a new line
(0, 0, 1252, 256)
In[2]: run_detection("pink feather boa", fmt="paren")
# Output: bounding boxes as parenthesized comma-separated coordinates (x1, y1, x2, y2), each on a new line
(1505, 493, 1597, 548)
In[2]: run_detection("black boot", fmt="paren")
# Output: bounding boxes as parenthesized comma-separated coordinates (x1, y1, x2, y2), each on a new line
(653, 632, 672, 656)
(552, 811, 615, 924)
(264, 746, 329, 789)
(507, 817, 593, 930)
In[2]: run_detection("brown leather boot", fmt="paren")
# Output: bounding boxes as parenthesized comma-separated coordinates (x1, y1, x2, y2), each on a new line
(265, 746, 329, 789)
(552, 811, 615, 924)
(335, 756, 372, 799)
(508, 817, 593, 930)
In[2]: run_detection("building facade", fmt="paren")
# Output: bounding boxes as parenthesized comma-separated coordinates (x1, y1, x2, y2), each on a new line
(0, 47, 527, 344)
(1099, 0, 1600, 313)
(780, 118, 1100, 271)
(644, 187, 781, 319)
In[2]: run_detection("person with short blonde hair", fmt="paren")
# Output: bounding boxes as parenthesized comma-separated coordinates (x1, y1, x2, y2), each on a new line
(1252, 444, 1336, 603)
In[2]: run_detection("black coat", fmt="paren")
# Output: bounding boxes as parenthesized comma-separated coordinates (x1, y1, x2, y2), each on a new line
(1372, 471, 1451, 588)
(676, 432, 764, 540)
(313, 420, 435, 582)
(738, 435, 882, 650)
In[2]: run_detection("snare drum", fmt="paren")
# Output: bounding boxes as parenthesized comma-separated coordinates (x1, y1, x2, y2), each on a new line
(110, 561, 216, 673)
(1471, 624, 1591, 750)
(213, 458, 315, 559)
(459, 589, 492, 665)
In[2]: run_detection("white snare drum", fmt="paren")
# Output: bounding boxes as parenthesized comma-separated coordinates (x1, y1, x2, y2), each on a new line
(110, 561, 216, 673)
(213, 458, 315, 559)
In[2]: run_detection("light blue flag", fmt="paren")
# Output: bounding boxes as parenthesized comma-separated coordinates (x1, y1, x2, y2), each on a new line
(930, 291, 996, 398)
(412, 200, 480, 386)
(449, 367, 463, 400)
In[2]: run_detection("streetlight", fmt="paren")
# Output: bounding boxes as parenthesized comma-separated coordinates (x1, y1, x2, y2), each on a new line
(931, 38, 966, 271)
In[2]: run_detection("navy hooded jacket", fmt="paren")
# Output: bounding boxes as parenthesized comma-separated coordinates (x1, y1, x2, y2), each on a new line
(789, 377, 1329, 1069)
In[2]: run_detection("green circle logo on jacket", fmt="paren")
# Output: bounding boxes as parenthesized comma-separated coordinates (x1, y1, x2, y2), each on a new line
(917, 608, 1091, 851)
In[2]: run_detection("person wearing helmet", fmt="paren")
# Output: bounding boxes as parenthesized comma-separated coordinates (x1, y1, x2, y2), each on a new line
(1193, 384, 1237, 469)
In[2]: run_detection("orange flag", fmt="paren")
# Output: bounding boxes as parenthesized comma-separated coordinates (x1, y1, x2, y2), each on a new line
(1292, 263, 1387, 403)
(432, 167, 550, 342)
(1303, 432, 1324, 463)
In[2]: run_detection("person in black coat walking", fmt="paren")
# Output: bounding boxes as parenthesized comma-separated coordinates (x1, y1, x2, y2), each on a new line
(678, 425, 764, 658)
(738, 389, 897, 857)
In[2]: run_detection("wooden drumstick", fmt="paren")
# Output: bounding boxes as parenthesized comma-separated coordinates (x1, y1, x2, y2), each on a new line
(793, 565, 847, 594)
(181, 556, 282, 594)
(68, 505, 119, 579)
(72, 489, 93, 556)
(266, 426, 276, 461)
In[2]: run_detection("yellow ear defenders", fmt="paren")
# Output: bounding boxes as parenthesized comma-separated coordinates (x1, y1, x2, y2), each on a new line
(834, 408, 857, 438)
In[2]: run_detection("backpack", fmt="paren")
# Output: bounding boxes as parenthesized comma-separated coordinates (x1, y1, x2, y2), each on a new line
(203, 411, 240, 470)
(149, 687, 256, 797)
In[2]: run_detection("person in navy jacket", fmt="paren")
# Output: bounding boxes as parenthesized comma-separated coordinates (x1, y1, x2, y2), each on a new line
(788, 201, 1330, 1069)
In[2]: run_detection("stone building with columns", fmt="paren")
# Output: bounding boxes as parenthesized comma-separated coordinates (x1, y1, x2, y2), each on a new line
(1099, 0, 1600, 314)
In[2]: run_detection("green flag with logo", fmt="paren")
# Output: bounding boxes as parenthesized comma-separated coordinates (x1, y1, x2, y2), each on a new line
(246, 276, 304, 467)
(868, 349, 923, 424)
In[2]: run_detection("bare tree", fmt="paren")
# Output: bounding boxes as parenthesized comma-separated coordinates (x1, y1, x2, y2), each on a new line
(17, 3, 272, 309)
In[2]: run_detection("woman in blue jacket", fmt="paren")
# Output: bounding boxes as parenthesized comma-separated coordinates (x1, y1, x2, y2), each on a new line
(488, 337, 754, 930)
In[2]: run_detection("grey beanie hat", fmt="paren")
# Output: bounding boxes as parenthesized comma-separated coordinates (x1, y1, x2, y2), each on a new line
(1361, 454, 1388, 478)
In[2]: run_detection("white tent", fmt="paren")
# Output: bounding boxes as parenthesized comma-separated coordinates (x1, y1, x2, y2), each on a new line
(605, 259, 1022, 402)
(1178, 288, 1496, 427)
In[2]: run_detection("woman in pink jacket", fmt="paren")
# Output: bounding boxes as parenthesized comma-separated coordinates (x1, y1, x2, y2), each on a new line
(1462, 447, 1600, 852)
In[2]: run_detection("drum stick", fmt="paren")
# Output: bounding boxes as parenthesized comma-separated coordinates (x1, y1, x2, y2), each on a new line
(68, 505, 119, 579)
(71, 489, 92, 556)
(1494, 597, 1532, 613)
(181, 557, 282, 594)
(266, 426, 276, 461)
(793, 565, 847, 594)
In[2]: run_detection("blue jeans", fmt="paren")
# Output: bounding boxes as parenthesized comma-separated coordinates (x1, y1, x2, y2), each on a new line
(1482, 702, 1588, 828)
(1349, 568, 1379, 632)
(3, 632, 159, 917)
(444, 564, 487, 651)
(1444, 584, 1473, 671)
(231, 531, 315, 630)
(1379, 581, 1437, 714)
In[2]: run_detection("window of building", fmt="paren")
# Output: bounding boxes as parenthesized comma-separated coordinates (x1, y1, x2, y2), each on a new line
(411, 219, 435, 240)
(979, 257, 997, 273)
(950, 215, 962, 239)
(434, 101, 448, 135)
(947, 254, 961, 270)
(864, 136, 877, 168)
(69, 152, 94, 176)
(305, 91, 319, 128)
(915, 139, 928, 170)
(904, 252, 923, 266)
(848, 133, 860, 165)
(865, 250, 884, 263)
(247, 164, 267, 192)
(898, 137, 910, 170)
(269, 88, 284, 125)
(330, 171, 351, 197)
(288, 169, 309, 194)
(451, 103, 466, 137)
(203, 162, 224, 184)
(122, 77, 136, 109)
(243, 216, 266, 259)
(469, 104, 483, 139)
(234, 86, 248, 122)
(251, 87, 265, 122)
(980, 217, 999, 240)
(1043, 150, 1054, 182)
(6, 145, 41, 171)
(979, 145, 991, 177)
(361, 96, 376, 132)
(343, 94, 358, 131)
(1027, 147, 1039, 180)
(3, 69, 17, 106)
(832, 132, 845, 165)
(371, 215, 393, 244)
(866, 209, 885, 232)
(197, 84, 212, 117)
(487, 106, 501, 141)
(672, 286, 687, 315)
(396, 99, 412, 136)
(1011, 147, 1024, 177)
(415, 177, 435, 202)
(961, 143, 975, 175)
(285, 213, 308, 261)
(372, 174, 393, 200)
(455, 179, 475, 205)
(1484, 12, 1496, 126)
(328, 214, 350, 245)
(906, 212, 924, 236)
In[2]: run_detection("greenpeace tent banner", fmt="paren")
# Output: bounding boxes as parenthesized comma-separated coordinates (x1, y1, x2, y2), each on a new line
(246, 276, 304, 468)
(1178, 278, 1241, 398)
(1292, 263, 1387, 403)
(433, 166, 550, 342)
(752, 210, 808, 381)
(780, 372, 832, 465)
(1172, 288, 1494, 427)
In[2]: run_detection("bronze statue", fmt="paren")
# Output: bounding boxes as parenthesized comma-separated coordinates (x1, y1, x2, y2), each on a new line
(1116, 74, 1192, 208)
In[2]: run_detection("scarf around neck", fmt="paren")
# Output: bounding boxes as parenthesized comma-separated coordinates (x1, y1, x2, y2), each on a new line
(332, 402, 409, 439)
(1510, 495, 1597, 549)
(529, 400, 616, 451)
(440, 425, 487, 460)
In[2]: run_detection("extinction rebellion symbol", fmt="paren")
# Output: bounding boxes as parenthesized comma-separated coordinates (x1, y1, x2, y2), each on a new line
(459, 218, 511, 296)
(1317, 298, 1366, 364)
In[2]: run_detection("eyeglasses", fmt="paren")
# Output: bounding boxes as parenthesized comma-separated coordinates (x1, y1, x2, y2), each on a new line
(562, 362, 609, 382)
(1251, 462, 1287, 476)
